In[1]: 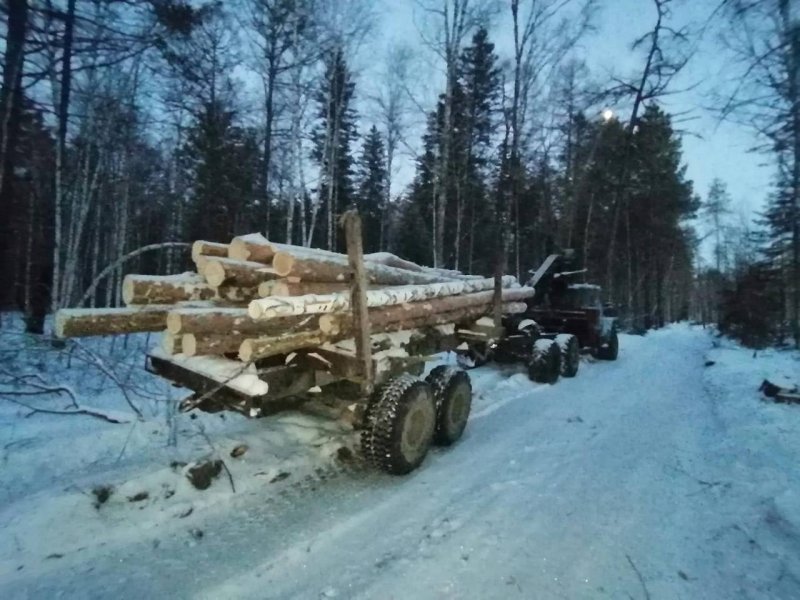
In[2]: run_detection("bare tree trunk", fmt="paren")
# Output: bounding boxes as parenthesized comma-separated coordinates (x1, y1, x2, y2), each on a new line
(51, 0, 77, 311)
(0, 0, 29, 205)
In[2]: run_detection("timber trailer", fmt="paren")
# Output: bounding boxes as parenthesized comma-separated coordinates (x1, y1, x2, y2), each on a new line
(140, 213, 521, 476)
(455, 251, 619, 385)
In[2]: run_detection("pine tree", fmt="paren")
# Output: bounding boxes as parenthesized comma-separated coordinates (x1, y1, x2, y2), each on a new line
(455, 27, 501, 272)
(702, 178, 733, 273)
(312, 47, 358, 251)
(182, 100, 260, 242)
(356, 125, 387, 253)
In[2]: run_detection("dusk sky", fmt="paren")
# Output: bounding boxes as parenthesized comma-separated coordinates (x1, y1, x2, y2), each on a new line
(368, 0, 773, 228)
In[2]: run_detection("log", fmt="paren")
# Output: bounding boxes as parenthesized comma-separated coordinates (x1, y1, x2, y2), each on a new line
(228, 234, 337, 264)
(239, 330, 328, 362)
(249, 277, 522, 320)
(257, 280, 351, 298)
(162, 332, 183, 355)
(122, 273, 216, 305)
(272, 250, 457, 285)
(183, 333, 247, 357)
(229, 233, 476, 283)
(203, 257, 281, 288)
(318, 289, 533, 334)
(238, 301, 528, 363)
(363, 251, 479, 280)
(192, 240, 228, 262)
(55, 306, 176, 338)
(228, 233, 278, 263)
(166, 307, 317, 336)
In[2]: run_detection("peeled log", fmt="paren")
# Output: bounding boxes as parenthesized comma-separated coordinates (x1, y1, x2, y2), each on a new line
(272, 251, 456, 286)
(257, 280, 351, 298)
(249, 277, 521, 320)
(318, 288, 534, 334)
(123, 273, 216, 305)
(192, 240, 228, 262)
(183, 333, 247, 357)
(203, 257, 281, 288)
(162, 332, 183, 355)
(55, 306, 175, 338)
(166, 307, 317, 336)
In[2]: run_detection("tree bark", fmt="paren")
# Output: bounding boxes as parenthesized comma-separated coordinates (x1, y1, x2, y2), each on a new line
(183, 333, 248, 357)
(202, 257, 281, 288)
(166, 307, 317, 336)
(239, 330, 329, 362)
(122, 273, 217, 305)
(55, 306, 175, 338)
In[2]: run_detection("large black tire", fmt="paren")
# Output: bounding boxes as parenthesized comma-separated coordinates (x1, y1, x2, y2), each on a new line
(426, 366, 472, 446)
(361, 374, 436, 475)
(596, 330, 619, 361)
(556, 334, 580, 377)
(528, 339, 560, 384)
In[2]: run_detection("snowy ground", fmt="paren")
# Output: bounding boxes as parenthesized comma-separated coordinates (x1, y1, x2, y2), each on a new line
(1, 320, 800, 599)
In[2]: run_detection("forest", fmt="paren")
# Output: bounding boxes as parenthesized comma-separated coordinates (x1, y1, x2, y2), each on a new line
(0, 0, 797, 349)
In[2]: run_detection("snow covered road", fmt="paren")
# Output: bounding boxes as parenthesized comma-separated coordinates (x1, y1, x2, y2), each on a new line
(2, 325, 800, 599)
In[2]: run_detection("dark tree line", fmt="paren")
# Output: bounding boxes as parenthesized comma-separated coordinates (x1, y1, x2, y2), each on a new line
(0, 0, 794, 347)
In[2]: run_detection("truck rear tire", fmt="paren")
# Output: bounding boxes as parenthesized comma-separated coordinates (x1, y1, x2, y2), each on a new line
(597, 330, 619, 361)
(426, 366, 472, 446)
(556, 334, 580, 377)
(361, 374, 437, 475)
(528, 339, 560, 384)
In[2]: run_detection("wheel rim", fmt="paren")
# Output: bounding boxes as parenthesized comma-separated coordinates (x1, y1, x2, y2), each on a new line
(401, 392, 434, 463)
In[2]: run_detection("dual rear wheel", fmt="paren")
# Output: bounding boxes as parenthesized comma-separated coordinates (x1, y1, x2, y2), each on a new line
(361, 367, 472, 475)
(528, 334, 580, 383)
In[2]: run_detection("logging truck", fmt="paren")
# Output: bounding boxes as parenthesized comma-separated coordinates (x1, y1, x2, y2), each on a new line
(455, 252, 619, 384)
(54, 213, 538, 475)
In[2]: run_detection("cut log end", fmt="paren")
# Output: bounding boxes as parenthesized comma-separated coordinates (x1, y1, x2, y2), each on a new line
(318, 314, 338, 335)
(272, 252, 295, 277)
(204, 260, 227, 287)
(183, 334, 198, 357)
(238, 339, 256, 363)
(166, 312, 182, 335)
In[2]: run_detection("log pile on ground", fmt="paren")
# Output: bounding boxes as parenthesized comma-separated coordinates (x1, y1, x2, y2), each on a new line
(55, 234, 534, 368)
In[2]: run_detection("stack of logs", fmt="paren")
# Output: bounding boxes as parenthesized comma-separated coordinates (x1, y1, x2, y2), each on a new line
(55, 233, 534, 363)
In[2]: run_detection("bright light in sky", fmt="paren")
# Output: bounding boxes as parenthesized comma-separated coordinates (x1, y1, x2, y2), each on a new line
(602, 109, 614, 122)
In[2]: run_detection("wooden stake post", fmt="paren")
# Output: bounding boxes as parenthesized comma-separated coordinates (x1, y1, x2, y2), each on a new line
(342, 211, 374, 395)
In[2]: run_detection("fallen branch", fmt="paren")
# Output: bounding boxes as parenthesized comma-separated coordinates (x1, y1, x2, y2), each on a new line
(3, 397, 131, 424)
(72, 341, 143, 419)
(76, 242, 191, 308)
(0, 369, 79, 408)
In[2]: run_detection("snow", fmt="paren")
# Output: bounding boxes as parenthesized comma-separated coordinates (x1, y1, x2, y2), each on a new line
(150, 348, 270, 397)
(568, 283, 601, 290)
(2, 318, 800, 598)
